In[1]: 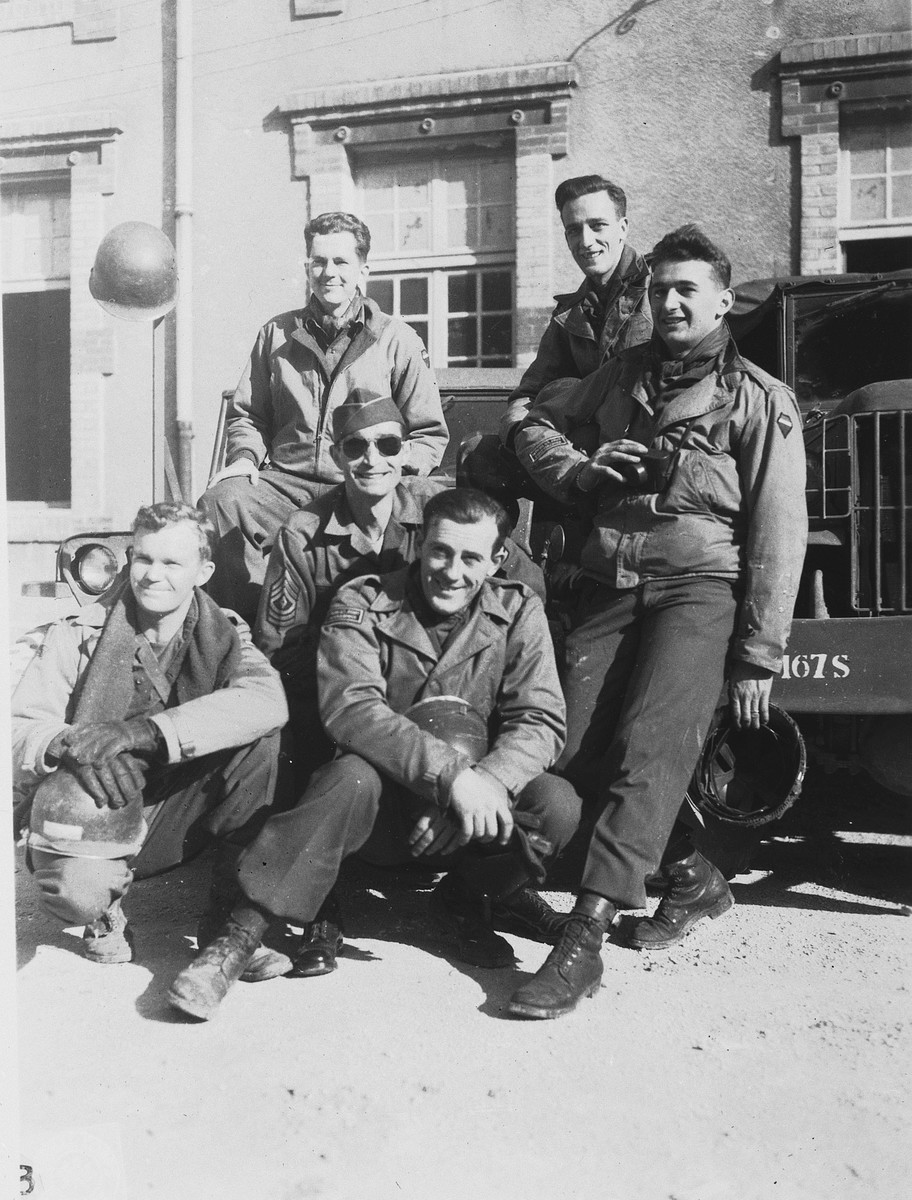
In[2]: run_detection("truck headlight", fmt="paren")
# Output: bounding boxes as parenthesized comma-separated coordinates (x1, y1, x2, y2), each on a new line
(72, 543, 120, 595)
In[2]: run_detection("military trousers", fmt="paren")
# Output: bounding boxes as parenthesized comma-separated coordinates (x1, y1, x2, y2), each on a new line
(558, 576, 739, 910)
(29, 732, 280, 927)
(237, 753, 582, 924)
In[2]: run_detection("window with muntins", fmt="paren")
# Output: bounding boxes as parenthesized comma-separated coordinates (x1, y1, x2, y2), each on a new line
(2, 176, 72, 502)
(841, 109, 912, 230)
(359, 155, 515, 368)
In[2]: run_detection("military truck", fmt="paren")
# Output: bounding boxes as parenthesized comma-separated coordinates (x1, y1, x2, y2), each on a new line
(26, 270, 912, 797)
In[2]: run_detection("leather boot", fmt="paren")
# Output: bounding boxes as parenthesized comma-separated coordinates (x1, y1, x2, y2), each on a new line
(197, 857, 291, 983)
(490, 886, 570, 944)
(290, 893, 344, 978)
(506, 894, 614, 1020)
(627, 850, 733, 950)
(168, 906, 268, 1020)
(428, 873, 515, 968)
(82, 898, 133, 964)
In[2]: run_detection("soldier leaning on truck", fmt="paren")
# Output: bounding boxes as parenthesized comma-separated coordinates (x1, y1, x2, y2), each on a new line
(199, 211, 448, 624)
(506, 225, 809, 1021)
(499, 173, 653, 448)
(11, 502, 291, 988)
(459, 174, 652, 515)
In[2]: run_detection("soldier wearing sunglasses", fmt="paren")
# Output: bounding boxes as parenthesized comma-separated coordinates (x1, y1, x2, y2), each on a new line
(252, 391, 544, 976)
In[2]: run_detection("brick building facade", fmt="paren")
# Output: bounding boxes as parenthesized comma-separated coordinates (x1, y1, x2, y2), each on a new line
(1, 0, 910, 594)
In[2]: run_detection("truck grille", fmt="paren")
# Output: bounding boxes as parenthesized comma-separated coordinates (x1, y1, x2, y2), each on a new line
(807, 411, 912, 615)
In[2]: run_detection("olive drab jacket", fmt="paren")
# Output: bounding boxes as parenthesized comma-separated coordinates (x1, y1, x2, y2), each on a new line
(226, 297, 448, 484)
(317, 568, 566, 808)
(515, 338, 808, 674)
(499, 244, 652, 444)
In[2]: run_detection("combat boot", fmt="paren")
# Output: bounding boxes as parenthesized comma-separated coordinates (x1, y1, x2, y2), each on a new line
(168, 906, 268, 1020)
(82, 898, 133, 964)
(198, 858, 291, 983)
(506, 894, 614, 1020)
(627, 850, 733, 950)
(490, 885, 570, 944)
(429, 873, 515, 968)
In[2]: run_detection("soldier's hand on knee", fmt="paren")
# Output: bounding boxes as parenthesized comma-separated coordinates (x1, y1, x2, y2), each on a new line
(208, 459, 259, 488)
(408, 808, 462, 857)
(69, 753, 147, 809)
(447, 768, 514, 847)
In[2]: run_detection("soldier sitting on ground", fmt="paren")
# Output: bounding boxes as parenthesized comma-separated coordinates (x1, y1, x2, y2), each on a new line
(255, 388, 545, 791)
(12, 502, 289, 990)
(167, 488, 581, 1020)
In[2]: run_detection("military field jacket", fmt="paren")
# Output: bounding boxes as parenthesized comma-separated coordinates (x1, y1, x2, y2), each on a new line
(515, 342, 808, 672)
(499, 244, 653, 443)
(317, 569, 565, 807)
(12, 601, 287, 797)
(226, 297, 448, 483)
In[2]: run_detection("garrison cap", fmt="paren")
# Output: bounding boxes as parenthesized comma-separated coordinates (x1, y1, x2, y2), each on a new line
(332, 389, 404, 442)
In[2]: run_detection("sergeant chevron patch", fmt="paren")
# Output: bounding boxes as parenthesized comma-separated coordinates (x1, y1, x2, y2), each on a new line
(265, 571, 300, 632)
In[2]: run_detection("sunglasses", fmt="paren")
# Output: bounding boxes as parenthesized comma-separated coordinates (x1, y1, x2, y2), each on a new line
(339, 434, 404, 461)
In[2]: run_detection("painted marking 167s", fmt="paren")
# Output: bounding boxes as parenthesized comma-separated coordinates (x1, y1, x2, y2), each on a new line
(781, 653, 850, 680)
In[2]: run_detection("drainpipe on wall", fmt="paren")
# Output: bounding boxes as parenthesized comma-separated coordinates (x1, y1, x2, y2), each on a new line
(174, 0, 194, 500)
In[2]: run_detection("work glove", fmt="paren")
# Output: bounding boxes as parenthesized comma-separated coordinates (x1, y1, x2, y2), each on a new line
(49, 718, 163, 810)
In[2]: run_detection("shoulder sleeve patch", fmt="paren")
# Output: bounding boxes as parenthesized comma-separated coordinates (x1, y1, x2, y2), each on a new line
(776, 412, 794, 439)
(526, 433, 568, 462)
(323, 605, 365, 627)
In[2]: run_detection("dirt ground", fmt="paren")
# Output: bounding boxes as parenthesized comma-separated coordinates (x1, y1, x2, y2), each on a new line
(8, 775, 911, 1200)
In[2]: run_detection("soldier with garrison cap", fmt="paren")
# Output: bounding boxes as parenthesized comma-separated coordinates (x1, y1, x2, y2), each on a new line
(252, 392, 545, 975)
(255, 388, 544, 786)
(507, 225, 808, 1020)
(167, 488, 580, 1020)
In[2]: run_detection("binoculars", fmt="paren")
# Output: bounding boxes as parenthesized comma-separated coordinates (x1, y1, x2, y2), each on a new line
(616, 448, 676, 493)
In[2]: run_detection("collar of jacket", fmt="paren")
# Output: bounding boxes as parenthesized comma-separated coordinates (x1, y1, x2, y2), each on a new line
(616, 334, 742, 432)
(289, 294, 387, 352)
(66, 584, 219, 631)
(363, 566, 514, 664)
(323, 481, 425, 540)
(302, 293, 364, 341)
(551, 244, 650, 326)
